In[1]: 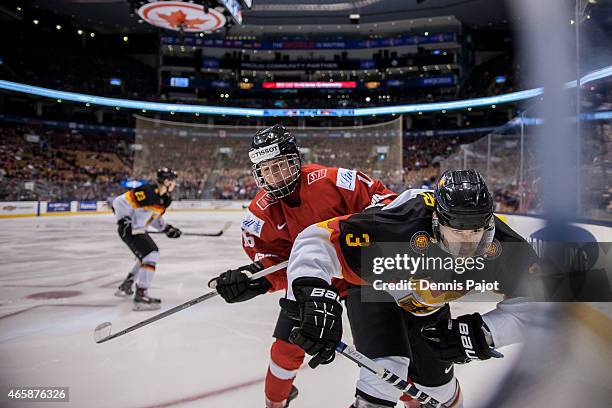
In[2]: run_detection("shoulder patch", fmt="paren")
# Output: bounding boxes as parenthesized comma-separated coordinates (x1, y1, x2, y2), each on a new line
(336, 168, 357, 191)
(307, 169, 327, 185)
(242, 210, 265, 238)
(484, 238, 503, 259)
(410, 231, 432, 253)
(256, 193, 278, 211)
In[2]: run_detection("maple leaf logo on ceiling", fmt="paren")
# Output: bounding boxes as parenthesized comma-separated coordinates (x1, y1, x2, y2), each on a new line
(157, 10, 206, 29)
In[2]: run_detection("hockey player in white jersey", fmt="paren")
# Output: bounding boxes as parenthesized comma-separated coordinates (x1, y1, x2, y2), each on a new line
(281, 170, 542, 407)
(112, 168, 182, 311)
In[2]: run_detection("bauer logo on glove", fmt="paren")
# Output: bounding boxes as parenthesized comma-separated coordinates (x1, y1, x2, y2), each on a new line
(280, 277, 343, 369)
(421, 312, 503, 364)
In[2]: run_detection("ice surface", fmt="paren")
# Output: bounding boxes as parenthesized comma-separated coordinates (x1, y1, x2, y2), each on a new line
(0, 212, 524, 407)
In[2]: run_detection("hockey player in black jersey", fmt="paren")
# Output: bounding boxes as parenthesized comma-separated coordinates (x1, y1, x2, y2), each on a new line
(282, 169, 542, 408)
(113, 168, 182, 311)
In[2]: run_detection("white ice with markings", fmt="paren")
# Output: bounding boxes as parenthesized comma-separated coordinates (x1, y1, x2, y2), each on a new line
(1, 212, 525, 408)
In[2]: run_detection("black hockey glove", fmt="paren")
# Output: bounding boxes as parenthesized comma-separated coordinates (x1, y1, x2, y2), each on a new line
(280, 277, 343, 369)
(209, 262, 271, 303)
(421, 312, 503, 364)
(164, 224, 182, 238)
(117, 217, 132, 238)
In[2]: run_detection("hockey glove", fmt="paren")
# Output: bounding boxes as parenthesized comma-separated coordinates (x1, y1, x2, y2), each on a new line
(164, 224, 182, 238)
(280, 277, 343, 369)
(117, 217, 132, 238)
(209, 262, 271, 303)
(421, 312, 503, 364)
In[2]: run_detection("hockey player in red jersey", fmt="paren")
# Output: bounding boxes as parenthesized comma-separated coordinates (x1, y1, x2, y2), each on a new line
(208, 124, 397, 408)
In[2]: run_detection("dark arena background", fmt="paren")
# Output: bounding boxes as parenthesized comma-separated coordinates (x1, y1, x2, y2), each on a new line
(0, 1, 610, 407)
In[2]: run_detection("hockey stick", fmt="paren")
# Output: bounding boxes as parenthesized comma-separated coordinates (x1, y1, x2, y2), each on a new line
(94, 260, 288, 344)
(148, 221, 232, 237)
(336, 341, 449, 408)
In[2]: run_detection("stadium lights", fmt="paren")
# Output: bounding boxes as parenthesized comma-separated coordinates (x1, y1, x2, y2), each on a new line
(123, 36, 129, 42)
(90, 32, 95, 38)
(56, 25, 62, 30)
(33, 19, 39, 25)
(77, 29, 83, 35)
(1, 65, 610, 117)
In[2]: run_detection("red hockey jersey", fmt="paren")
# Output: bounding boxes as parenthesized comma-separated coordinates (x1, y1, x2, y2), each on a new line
(241, 163, 396, 292)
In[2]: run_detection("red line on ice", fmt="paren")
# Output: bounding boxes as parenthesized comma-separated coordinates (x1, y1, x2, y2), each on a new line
(0, 304, 113, 320)
(139, 377, 264, 408)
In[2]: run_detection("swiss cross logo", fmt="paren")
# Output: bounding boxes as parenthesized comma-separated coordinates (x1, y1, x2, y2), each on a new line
(256, 193, 278, 211)
(307, 169, 327, 185)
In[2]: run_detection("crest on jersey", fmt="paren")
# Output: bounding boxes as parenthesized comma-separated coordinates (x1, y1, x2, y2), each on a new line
(307, 169, 327, 185)
(410, 231, 431, 253)
(256, 193, 278, 211)
(242, 210, 265, 237)
(484, 238, 502, 259)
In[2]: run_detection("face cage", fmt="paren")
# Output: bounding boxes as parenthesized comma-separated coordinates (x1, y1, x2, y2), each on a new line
(252, 154, 301, 198)
(438, 216, 495, 258)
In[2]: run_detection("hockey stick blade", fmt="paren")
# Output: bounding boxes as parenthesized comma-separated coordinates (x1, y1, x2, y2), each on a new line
(94, 322, 112, 343)
(147, 221, 232, 237)
(94, 260, 288, 344)
(336, 341, 448, 408)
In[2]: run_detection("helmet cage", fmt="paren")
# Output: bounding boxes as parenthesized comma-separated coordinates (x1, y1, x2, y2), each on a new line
(252, 153, 301, 198)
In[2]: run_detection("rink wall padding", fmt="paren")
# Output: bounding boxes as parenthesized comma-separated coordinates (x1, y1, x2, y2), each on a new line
(0, 200, 250, 218)
(1, 201, 610, 234)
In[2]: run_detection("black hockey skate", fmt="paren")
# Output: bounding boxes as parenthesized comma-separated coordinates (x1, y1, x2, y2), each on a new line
(285, 386, 298, 407)
(265, 386, 298, 408)
(133, 287, 161, 311)
(114, 274, 134, 297)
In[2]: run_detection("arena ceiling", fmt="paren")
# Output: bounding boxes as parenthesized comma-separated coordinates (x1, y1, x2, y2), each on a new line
(24, 0, 509, 34)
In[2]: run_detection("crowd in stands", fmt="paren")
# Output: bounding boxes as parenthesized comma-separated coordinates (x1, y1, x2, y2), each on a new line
(0, 125, 133, 201)
(1, 117, 610, 219)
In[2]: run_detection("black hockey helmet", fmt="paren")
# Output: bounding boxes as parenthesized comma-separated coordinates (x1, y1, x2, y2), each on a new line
(156, 167, 178, 184)
(434, 169, 494, 229)
(249, 124, 301, 198)
(433, 169, 495, 257)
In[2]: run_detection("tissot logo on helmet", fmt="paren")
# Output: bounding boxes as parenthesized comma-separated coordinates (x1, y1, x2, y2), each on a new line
(249, 144, 281, 164)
